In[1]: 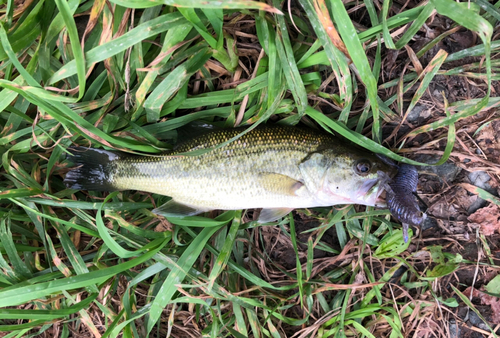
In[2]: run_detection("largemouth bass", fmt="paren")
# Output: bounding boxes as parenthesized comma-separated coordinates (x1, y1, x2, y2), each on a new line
(64, 126, 398, 222)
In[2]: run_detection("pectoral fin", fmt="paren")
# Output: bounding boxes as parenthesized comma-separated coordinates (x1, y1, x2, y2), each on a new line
(153, 200, 209, 218)
(258, 173, 304, 196)
(258, 208, 294, 223)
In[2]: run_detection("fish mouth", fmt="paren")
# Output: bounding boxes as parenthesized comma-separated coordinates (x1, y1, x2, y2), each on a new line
(355, 171, 393, 206)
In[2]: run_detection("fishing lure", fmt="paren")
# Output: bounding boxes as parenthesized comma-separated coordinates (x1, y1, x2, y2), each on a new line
(386, 164, 426, 243)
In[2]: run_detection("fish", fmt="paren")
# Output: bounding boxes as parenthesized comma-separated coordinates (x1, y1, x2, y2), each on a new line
(64, 126, 398, 222)
(385, 164, 426, 243)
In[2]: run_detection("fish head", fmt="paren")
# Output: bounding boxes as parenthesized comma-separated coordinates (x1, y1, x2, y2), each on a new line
(312, 148, 398, 207)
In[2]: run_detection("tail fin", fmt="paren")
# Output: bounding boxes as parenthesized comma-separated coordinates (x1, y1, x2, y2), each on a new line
(64, 147, 121, 191)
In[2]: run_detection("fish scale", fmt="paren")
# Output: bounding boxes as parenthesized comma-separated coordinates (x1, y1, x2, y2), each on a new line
(64, 126, 397, 221)
(111, 128, 335, 207)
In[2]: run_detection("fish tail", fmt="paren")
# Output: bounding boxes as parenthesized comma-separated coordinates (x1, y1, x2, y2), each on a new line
(64, 147, 122, 191)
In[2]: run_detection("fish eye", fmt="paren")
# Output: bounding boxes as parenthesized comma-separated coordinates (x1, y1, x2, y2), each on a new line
(354, 160, 372, 176)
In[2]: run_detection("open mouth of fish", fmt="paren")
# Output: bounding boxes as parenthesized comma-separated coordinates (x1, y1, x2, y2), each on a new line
(355, 171, 394, 207)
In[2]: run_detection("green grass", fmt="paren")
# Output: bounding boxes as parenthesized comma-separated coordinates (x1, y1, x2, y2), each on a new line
(0, 0, 499, 337)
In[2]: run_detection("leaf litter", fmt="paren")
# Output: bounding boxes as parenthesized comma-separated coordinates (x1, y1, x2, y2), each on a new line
(464, 286, 500, 324)
(468, 204, 500, 236)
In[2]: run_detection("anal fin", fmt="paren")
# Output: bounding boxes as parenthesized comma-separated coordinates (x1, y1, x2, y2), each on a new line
(153, 200, 210, 218)
(258, 208, 293, 223)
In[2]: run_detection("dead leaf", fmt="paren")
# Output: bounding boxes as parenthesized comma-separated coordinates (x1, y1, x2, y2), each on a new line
(467, 204, 500, 236)
(464, 287, 500, 324)
(476, 120, 500, 165)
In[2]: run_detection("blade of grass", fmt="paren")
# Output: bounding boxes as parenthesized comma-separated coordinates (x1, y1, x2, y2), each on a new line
(305, 106, 427, 165)
(329, 0, 381, 141)
(381, 0, 396, 49)
(0, 239, 167, 307)
(359, 6, 424, 41)
(48, 12, 189, 84)
(0, 217, 32, 279)
(145, 224, 226, 335)
(96, 193, 163, 258)
(207, 210, 242, 288)
(0, 293, 97, 320)
(25, 198, 152, 211)
(394, 3, 435, 49)
(274, 0, 308, 116)
(451, 285, 499, 338)
(0, 0, 45, 61)
(107, 0, 282, 13)
(298, 0, 353, 122)
(255, 14, 281, 111)
(474, 0, 500, 22)
(53, 0, 86, 99)
(430, 0, 492, 127)
(144, 47, 212, 122)
(459, 183, 500, 206)
(132, 22, 193, 121)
